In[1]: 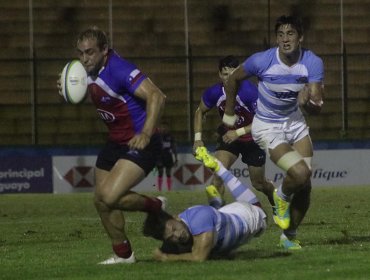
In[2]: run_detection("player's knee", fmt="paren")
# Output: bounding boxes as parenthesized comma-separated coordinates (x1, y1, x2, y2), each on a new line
(94, 190, 117, 209)
(94, 193, 108, 211)
(288, 162, 312, 187)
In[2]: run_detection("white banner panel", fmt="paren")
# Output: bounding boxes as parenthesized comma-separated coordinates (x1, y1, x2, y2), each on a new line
(53, 156, 96, 194)
(52, 150, 370, 193)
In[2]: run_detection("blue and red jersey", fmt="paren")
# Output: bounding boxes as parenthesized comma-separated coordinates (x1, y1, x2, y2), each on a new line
(201, 80, 258, 142)
(87, 50, 148, 144)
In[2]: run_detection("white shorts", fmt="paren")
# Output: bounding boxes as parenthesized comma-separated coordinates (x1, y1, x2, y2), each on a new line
(252, 110, 309, 151)
(219, 202, 267, 237)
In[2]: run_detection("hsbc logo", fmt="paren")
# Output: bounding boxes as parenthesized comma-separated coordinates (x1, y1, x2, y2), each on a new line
(64, 166, 95, 188)
(97, 109, 115, 123)
(173, 164, 213, 185)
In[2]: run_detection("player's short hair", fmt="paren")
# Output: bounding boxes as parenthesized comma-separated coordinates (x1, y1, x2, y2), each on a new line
(142, 210, 173, 241)
(275, 15, 304, 37)
(77, 26, 109, 50)
(218, 55, 239, 71)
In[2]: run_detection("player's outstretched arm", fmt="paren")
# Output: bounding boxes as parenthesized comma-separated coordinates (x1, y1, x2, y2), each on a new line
(193, 100, 211, 153)
(154, 231, 213, 262)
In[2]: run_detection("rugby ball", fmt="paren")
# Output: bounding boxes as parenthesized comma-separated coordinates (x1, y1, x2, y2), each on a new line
(60, 60, 87, 104)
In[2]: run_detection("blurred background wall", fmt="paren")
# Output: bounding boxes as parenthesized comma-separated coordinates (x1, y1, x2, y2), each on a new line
(0, 0, 369, 146)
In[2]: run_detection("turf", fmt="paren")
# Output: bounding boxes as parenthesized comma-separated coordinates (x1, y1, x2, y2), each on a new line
(1, 186, 370, 280)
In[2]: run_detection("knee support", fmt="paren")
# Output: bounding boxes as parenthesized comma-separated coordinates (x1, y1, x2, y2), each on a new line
(276, 151, 303, 172)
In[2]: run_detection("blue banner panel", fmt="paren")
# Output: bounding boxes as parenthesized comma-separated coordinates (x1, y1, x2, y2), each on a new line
(0, 156, 52, 194)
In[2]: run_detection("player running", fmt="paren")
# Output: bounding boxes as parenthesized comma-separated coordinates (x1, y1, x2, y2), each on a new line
(193, 55, 275, 210)
(143, 147, 267, 261)
(223, 15, 324, 249)
(58, 26, 167, 264)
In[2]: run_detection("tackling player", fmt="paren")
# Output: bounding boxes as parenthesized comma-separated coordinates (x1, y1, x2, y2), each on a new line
(193, 55, 275, 210)
(143, 147, 267, 262)
(223, 15, 325, 249)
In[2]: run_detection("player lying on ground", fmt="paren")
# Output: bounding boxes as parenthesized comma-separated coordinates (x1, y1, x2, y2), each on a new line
(143, 147, 267, 261)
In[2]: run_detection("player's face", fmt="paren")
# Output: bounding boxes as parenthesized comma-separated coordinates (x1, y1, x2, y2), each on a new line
(76, 38, 108, 76)
(276, 24, 303, 56)
(218, 67, 236, 84)
(164, 219, 191, 244)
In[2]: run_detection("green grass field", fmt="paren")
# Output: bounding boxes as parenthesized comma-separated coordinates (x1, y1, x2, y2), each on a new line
(1, 186, 370, 280)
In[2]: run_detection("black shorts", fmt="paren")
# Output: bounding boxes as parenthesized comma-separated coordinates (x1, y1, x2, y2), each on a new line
(96, 134, 162, 175)
(216, 136, 266, 167)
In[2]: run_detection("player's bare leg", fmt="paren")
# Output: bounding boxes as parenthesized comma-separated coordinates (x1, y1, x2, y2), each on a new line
(269, 142, 311, 230)
(278, 136, 313, 249)
(248, 165, 275, 206)
(94, 160, 163, 264)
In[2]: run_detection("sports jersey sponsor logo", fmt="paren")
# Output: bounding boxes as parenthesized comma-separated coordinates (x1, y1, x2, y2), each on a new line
(97, 109, 115, 122)
(128, 69, 143, 86)
(274, 91, 298, 99)
(296, 76, 308, 83)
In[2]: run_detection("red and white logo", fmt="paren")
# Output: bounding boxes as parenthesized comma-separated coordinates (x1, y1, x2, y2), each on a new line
(173, 164, 213, 185)
(64, 166, 95, 188)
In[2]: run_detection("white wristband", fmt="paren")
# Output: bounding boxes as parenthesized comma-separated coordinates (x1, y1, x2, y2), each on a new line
(222, 114, 237, 126)
(309, 99, 324, 107)
(235, 127, 246, 136)
(194, 132, 202, 141)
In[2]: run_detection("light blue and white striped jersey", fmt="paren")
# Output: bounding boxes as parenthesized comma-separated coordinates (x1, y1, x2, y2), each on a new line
(243, 47, 324, 123)
(178, 205, 253, 254)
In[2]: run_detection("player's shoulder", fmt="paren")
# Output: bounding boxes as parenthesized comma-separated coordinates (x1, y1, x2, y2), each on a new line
(107, 50, 139, 75)
(202, 83, 223, 105)
(300, 48, 324, 71)
(183, 205, 216, 218)
(301, 48, 323, 63)
(204, 83, 223, 95)
(239, 79, 257, 91)
(244, 47, 277, 72)
(249, 47, 276, 61)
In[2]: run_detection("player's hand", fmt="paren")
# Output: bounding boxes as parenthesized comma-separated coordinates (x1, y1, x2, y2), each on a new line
(222, 113, 238, 127)
(153, 248, 167, 261)
(192, 140, 204, 155)
(128, 133, 150, 150)
(57, 72, 63, 96)
(222, 130, 239, 144)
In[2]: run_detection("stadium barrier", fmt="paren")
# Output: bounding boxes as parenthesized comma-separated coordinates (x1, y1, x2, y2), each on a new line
(1, 142, 369, 194)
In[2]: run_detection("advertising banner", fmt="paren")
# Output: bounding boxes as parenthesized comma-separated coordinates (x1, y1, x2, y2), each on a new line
(0, 156, 52, 194)
(53, 156, 96, 194)
(51, 150, 370, 193)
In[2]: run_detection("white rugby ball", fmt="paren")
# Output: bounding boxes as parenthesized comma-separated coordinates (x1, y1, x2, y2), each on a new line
(60, 60, 87, 104)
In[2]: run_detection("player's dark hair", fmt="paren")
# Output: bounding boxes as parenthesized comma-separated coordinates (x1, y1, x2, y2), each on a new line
(143, 210, 173, 241)
(77, 26, 109, 50)
(218, 55, 239, 71)
(275, 15, 303, 37)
